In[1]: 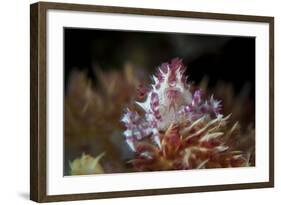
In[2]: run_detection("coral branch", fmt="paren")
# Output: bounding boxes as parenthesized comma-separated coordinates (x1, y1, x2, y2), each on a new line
(121, 58, 251, 171)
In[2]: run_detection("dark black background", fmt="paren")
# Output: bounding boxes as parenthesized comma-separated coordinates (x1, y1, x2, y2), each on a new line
(64, 28, 255, 99)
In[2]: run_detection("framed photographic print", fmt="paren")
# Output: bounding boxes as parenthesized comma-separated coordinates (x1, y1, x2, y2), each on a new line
(30, 1, 274, 202)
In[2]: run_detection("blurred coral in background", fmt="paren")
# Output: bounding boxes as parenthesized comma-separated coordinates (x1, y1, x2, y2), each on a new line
(65, 64, 142, 175)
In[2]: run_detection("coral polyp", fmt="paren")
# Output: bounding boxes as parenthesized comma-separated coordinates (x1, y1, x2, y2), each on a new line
(69, 152, 105, 175)
(122, 58, 250, 171)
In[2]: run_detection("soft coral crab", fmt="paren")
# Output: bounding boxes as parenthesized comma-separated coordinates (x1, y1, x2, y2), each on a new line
(121, 58, 250, 171)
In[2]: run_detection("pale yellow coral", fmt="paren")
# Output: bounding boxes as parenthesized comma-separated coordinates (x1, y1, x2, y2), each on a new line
(69, 152, 105, 175)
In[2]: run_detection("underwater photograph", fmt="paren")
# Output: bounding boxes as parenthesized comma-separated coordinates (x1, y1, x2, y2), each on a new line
(63, 28, 255, 176)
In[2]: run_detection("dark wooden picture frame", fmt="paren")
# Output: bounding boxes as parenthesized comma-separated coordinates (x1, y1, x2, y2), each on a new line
(30, 1, 274, 202)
